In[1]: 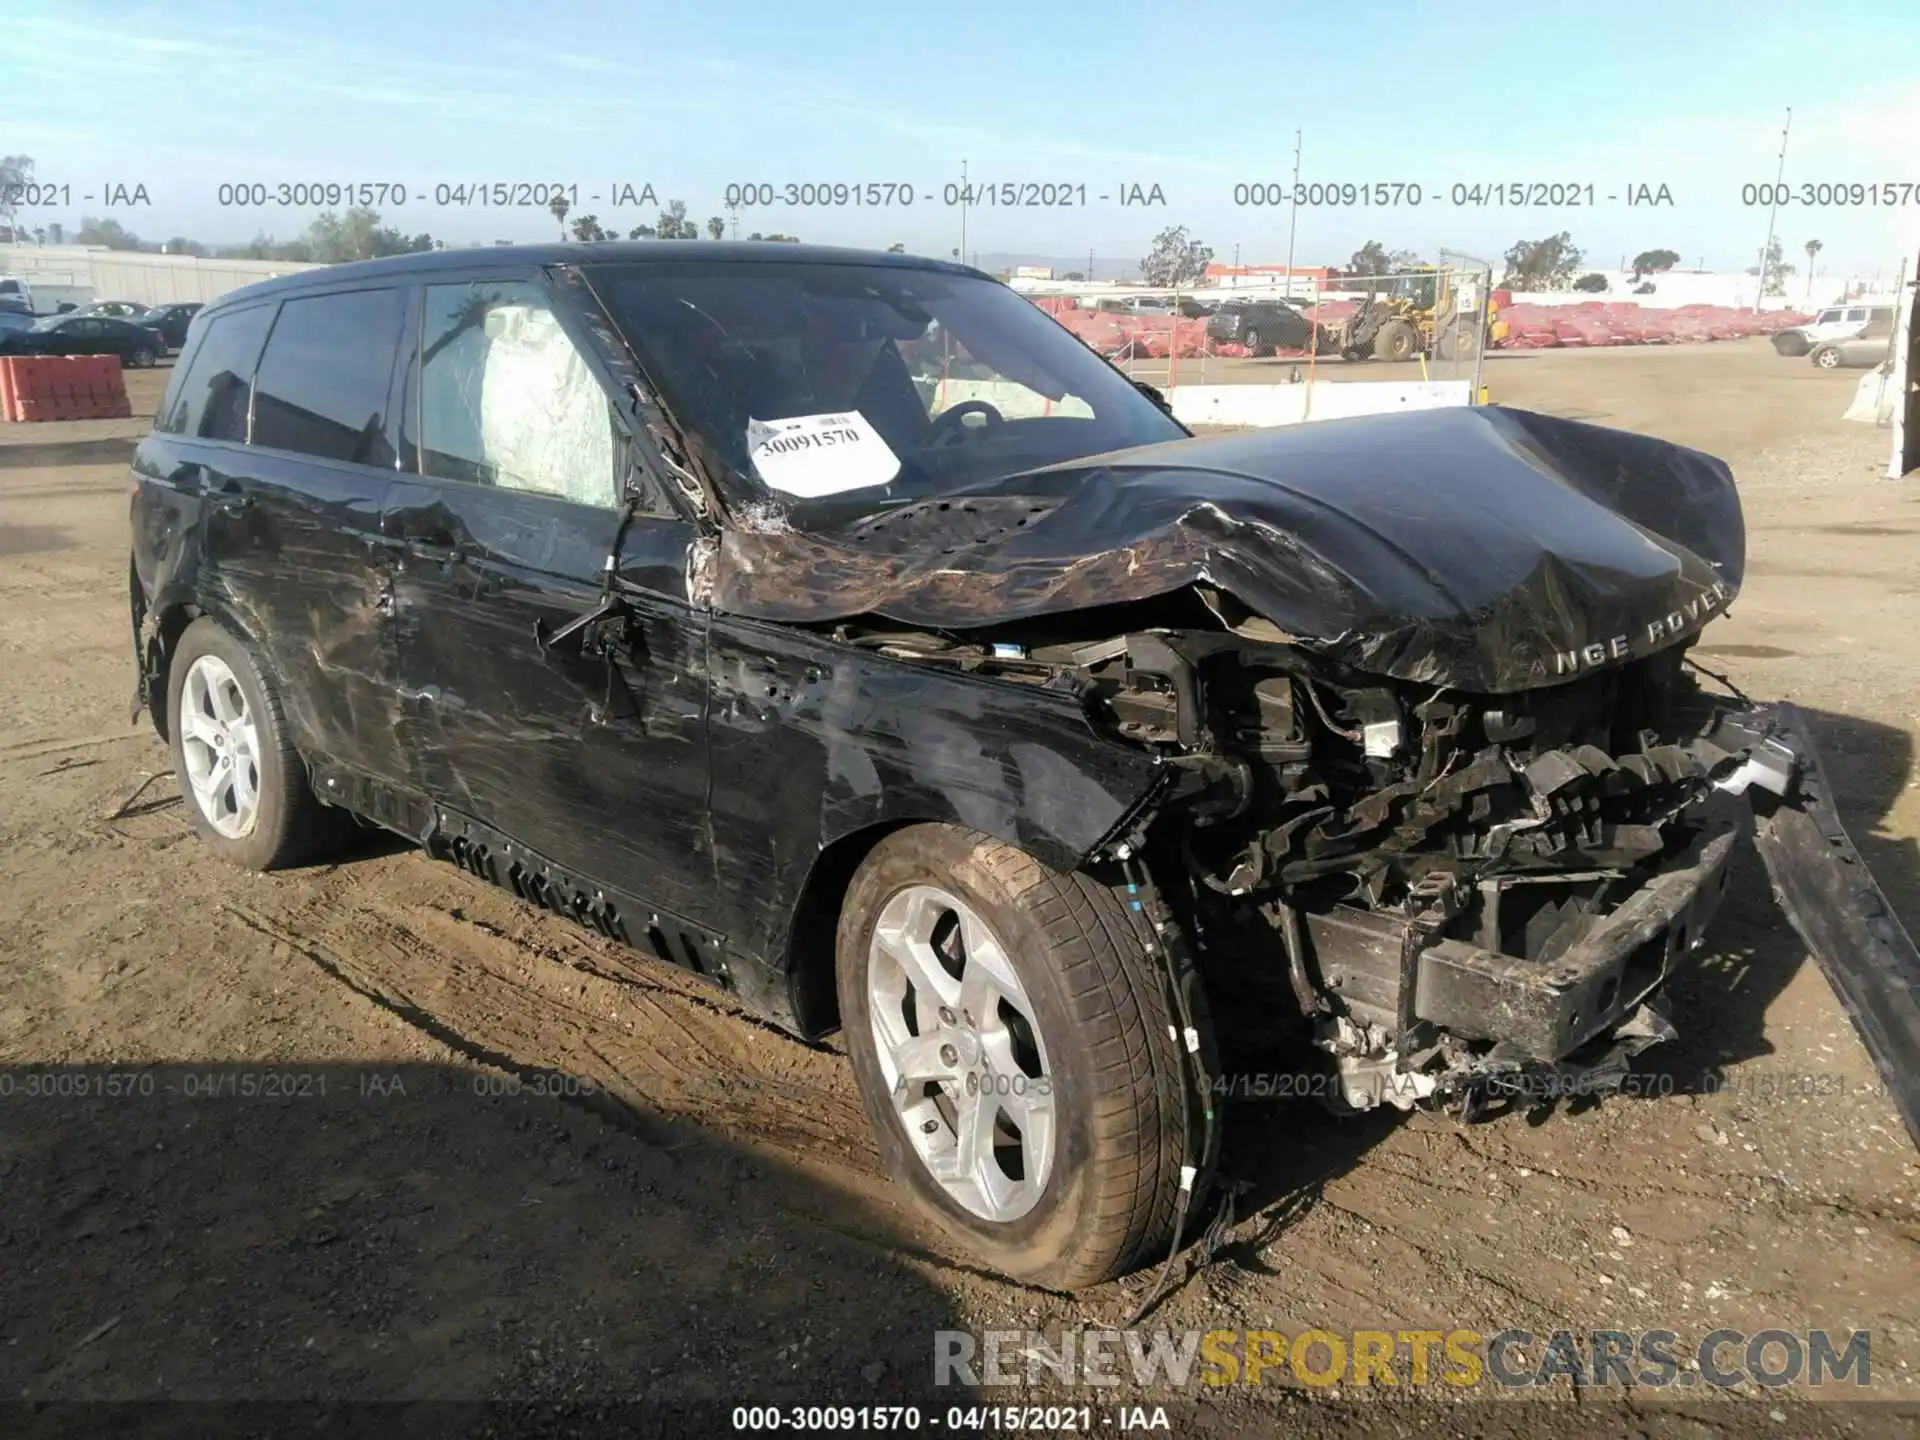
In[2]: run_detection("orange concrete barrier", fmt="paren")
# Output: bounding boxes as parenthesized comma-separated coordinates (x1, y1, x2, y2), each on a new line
(0, 355, 134, 422)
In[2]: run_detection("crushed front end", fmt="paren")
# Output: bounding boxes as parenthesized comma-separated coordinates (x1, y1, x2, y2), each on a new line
(849, 602, 1808, 1118)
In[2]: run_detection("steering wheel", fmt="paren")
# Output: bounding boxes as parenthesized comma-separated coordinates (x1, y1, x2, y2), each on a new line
(926, 399, 1007, 445)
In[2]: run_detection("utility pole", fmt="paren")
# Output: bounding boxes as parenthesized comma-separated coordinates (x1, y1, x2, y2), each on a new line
(959, 158, 969, 270)
(1755, 107, 1791, 312)
(729, 206, 739, 241)
(1283, 130, 1301, 299)
(1087, 246, 1094, 282)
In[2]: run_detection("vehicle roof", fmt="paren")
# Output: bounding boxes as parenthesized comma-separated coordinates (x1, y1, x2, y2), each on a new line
(200, 242, 989, 314)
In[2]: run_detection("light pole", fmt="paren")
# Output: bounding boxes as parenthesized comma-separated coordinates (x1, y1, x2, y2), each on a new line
(1283, 130, 1301, 299)
(1755, 107, 1791, 312)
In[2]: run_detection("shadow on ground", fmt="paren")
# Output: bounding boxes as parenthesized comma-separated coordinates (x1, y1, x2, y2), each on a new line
(0, 1060, 974, 1423)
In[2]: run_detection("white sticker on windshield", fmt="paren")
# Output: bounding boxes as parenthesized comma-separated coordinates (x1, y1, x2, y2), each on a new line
(745, 411, 901, 497)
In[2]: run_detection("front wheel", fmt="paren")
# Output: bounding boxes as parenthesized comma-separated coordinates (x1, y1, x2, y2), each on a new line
(836, 825, 1209, 1290)
(128, 346, 157, 368)
(1241, 326, 1267, 357)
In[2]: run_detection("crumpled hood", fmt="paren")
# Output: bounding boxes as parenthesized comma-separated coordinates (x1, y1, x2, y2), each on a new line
(708, 405, 1745, 693)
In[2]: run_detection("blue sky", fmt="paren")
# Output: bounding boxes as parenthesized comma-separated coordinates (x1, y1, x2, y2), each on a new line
(5, 0, 1919, 281)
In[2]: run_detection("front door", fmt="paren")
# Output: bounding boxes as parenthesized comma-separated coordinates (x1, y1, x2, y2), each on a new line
(384, 275, 715, 936)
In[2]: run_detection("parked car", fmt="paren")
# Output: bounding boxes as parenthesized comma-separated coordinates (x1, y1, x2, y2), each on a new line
(1772, 303, 1891, 356)
(135, 301, 205, 351)
(127, 242, 1913, 1289)
(0, 312, 166, 365)
(1205, 298, 1321, 356)
(0, 309, 36, 336)
(81, 300, 152, 319)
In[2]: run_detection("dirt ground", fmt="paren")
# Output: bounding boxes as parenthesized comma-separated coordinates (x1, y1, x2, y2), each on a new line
(2, 342, 1916, 1434)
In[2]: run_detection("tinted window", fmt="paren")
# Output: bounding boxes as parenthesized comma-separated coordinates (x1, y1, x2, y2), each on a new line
(156, 304, 273, 440)
(1816, 309, 1843, 324)
(413, 279, 622, 509)
(1843, 308, 1866, 323)
(251, 288, 404, 466)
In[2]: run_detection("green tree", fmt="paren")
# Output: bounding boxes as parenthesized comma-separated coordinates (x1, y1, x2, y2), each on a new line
(706, 215, 727, 240)
(746, 232, 800, 242)
(1573, 272, 1610, 292)
(1755, 236, 1794, 297)
(1803, 238, 1823, 301)
(1500, 231, 1584, 290)
(548, 190, 570, 240)
(627, 223, 656, 239)
(653, 200, 698, 239)
(1139, 225, 1213, 286)
(163, 236, 208, 257)
(75, 216, 144, 250)
(887, 242, 906, 253)
(1630, 248, 1680, 274)
(569, 214, 611, 242)
(0, 154, 31, 240)
(303, 206, 426, 262)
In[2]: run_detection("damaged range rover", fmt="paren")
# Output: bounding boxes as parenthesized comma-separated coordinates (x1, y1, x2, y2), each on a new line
(130, 243, 1920, 1291)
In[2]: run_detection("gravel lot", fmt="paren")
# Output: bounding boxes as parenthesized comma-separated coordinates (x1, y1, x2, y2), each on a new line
(1, 343, 1915, 1435)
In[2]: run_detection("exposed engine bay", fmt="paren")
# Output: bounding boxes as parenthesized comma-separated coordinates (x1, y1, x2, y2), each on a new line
(825, 588, 1801, 1115)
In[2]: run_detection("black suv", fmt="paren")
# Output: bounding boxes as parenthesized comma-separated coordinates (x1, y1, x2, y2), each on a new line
(1204, 298, 1322, 356)
(128, 243, 1910, 1287)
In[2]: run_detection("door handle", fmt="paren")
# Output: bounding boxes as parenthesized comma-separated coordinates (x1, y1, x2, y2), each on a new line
(211, 479, 251, 515)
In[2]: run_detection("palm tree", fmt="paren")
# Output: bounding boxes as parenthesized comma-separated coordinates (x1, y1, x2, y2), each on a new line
(1804, 239, 1822, 302)
(549, 191, 570, 241)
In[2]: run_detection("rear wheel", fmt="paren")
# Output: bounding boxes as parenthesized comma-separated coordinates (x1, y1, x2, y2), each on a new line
(1812, 345, 1842, 369)
(1242, 326, 1267, 357)
(166, 617, 348, 870)
(836, 824, 1206, 1290)
(128, 346, 157, 368)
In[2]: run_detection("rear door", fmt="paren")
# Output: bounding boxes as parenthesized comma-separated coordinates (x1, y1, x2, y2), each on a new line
(384, 271, 716, 934)
(195, 284, 413, 783)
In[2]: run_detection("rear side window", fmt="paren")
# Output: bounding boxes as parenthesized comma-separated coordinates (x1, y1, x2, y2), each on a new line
(1843, 308, 1866, 323)
(156, 304, 273, 441)
(251, 287, 405, 467)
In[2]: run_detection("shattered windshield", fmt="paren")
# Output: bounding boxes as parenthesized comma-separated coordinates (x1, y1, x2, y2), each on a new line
(585, 260, 1186, 524)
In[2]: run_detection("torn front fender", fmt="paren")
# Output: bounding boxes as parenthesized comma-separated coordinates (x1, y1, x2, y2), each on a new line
(1751, 703, 1920, 1149)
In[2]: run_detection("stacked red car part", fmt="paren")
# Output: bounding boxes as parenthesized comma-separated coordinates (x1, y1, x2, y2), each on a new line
(0, 355, 134, 422)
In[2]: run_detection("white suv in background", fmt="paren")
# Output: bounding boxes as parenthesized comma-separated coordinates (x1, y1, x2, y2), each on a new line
(1774, 302, 1893, 356)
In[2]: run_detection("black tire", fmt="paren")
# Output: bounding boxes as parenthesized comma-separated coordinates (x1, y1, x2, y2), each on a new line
(1242, 326, 1267, 357)
(1812, 346, 1842, 369)
(1372, 319, 1418, 362)
(1340, 345, 1367, 362)
(128, 346, 156, 368)
(836, 824, 1208, 1290)
(1436, 324, 1479, 362)
(1773, 332, 1809, 357)
(165, 616, 346, 871)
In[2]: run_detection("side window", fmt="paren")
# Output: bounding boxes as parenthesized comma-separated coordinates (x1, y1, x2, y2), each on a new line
(415, 280, 623, 509)
(1843, 308, 1867, 324)
(155, 304, 274, 441)
(251, 288, 404, 466)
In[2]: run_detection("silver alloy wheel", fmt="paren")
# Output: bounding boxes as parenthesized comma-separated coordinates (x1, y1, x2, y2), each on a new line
(178, 653, 262, 839)
(867, 884, 1056, 1222)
